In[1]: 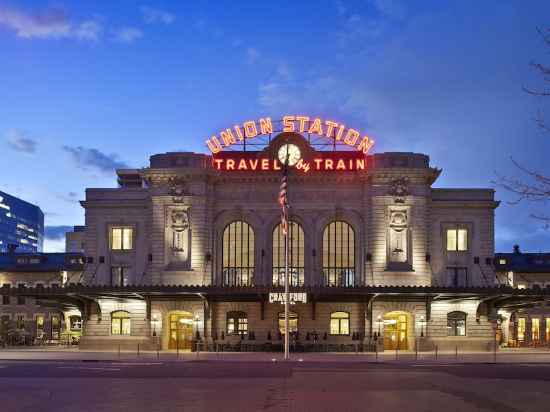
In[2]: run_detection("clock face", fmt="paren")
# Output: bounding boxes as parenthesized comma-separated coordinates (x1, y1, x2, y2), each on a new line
(278, 144, 301, 166)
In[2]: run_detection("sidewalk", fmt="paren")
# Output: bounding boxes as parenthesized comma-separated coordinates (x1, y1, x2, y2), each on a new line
(1, 347, 550, 363)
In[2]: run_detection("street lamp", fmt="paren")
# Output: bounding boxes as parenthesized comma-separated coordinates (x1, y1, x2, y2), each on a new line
(151, 314, 159, 337)
(376, 315, 383, 338)
(194, 314, 201, 340)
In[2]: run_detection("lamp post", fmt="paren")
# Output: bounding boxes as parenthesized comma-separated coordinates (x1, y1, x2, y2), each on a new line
(376, 315, 383, 338)
(419, 315, 426, 338)
(152, 314, 158, 337)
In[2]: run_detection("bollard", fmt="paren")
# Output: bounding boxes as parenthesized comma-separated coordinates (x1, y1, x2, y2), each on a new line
(157, 345, 160, 360)
(395, 345, 398, 361)
(455, 345, 458, 361)
(355, 343, 359, 354)
(435, 345, 438, 361)
(118, 343, 121, 359)
(177, 343, 179, 360)
(196, 342, 200, 359)
(415, 341, 418, 361)
(137, 343, 140, 357)
(375, 343, 378, 362)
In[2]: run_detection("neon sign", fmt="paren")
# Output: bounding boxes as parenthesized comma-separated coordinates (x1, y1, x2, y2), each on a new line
(213, 151, 368, 173)
(205, 115, 375, 155)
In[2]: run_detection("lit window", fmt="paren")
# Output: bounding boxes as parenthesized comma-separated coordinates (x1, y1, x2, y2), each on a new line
(222, 221, 254, 286)
(330, 312, 350, 335)
(447, 311, 467, 336)
(517, 318, 526, 341)
(272, 221, 304, 287)
(70, 315, 82, 331)
(446, 228, 468, 252)
(323, 221, 355, 287)
(226, 311, 247, 335)
(36, 315, 44, 337)
(278, 312, 298, 336)
(16, 315, 25, 329)
(499, 259, 506, 265)
(110, 227, 133, 251)
(111, 311, 131, 335)
(517, 284, 527, 290)
(532, 318, 540, 343)
(545, 318, 550, 342)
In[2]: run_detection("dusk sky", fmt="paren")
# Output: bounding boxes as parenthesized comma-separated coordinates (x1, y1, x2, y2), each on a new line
(1, 0, 549, 253)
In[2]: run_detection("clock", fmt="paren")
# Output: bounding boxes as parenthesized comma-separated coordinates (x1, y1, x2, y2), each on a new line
(278, 143, 301, 166)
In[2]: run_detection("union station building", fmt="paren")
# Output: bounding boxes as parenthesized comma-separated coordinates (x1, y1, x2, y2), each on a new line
(2, 117, 550, 351)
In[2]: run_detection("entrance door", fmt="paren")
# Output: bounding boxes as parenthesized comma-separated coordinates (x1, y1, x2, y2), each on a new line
(383, 312, 408, 350)
(169, 313, 193, 350)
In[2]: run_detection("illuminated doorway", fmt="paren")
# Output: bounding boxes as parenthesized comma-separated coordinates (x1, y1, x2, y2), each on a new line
(169, 312, 194, 350)
(278, 312, 298, 336)
(383, 311, 409, 350)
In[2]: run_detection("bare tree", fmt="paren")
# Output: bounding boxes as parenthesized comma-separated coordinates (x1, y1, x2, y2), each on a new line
(495, 27, 550, 225)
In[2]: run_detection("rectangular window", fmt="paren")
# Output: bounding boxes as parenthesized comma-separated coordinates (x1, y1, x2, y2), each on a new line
(447, 267, 468, 287)
(532, 318, 540, 343)
(110, 266, 129, 286)
(110, 227, 133, 251)
(546, 318, 550, 342)
(2, 295, 9, 305)
(16, 315, 25, 329)
(17, 296, 25, 305)
(446, 228, 468, 251)
(36, 315, 44, 337)
(518, 318, 526, 342)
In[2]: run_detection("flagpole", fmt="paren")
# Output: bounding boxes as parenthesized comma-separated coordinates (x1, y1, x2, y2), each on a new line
(284, 217, 289, 361)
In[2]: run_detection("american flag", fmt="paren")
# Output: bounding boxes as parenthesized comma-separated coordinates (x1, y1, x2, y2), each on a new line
(278, 169, 288, 235)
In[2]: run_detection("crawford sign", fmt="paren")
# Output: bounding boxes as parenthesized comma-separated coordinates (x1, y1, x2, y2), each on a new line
(205, 115, 375, 155)
(269, 292, 308, 304)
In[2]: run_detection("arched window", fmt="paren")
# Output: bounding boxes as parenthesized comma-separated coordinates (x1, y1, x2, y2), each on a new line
(226, 311, 248, 335)
(111, 311, 131, 335)
(447, 311, 466, 336)
(330, 311, 350, 335)
(69, 315, 82, 331)
(272, 221, 304, 286)
(323, 221, 355, 286)
(278, 311, 298, 335)
(222, 221, 255, 286)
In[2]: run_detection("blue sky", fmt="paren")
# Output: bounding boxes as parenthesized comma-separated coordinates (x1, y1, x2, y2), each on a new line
(1, 0, 549, 252)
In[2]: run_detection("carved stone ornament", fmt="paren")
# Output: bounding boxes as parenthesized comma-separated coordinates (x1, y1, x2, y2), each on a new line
(171, 209, 189, 232)
(388, 177, 410, 199)
(390, 210, 407, 227)
(167, 176, 189, 202)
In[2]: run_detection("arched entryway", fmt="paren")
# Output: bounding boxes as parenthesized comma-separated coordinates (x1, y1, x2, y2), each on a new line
(168, 311, 194, 350)
(383, 311, 410, 350)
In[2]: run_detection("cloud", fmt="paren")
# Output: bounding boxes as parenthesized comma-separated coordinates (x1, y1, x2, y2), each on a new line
(6, 129, 37, 154)
(44, 225, 73, 241)
(74, 20, 103, 42)
(0, 5, 102, 41)
(140, 5, 174, 25)
(55, 191, 79, 204)
(62, 146, 129, 174)
(113, 27, 143, 43)
(246, 47, 260, 64)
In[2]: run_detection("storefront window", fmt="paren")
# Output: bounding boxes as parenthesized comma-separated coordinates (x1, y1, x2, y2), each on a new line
(111, 311, 131, 335)
(278, 312, 298, 335)
(546, 318, 550, 342)
(323, 221, 355, 286)
(35, 315, 44, 337)
(226, 311, 248, 335)
(532, 318, 540, 343)
(330, 312, 350, 335)
(447, 311, 467, 336)
(517, 318, 526, 341)
(272, 221, 304, 287)
(222, 221, 254, 286)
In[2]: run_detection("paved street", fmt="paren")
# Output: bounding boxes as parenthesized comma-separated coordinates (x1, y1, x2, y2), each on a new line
(1, 356, 550, 412)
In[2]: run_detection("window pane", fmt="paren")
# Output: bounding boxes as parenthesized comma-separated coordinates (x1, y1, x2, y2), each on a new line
(222, 221, 254, 286)
(457, 229, 468, 251)
(323, 221, 355, 286)
(111, 228, 122, 250)
(330, 319, 339, 335)
(112, 319, 121, 335)
(272, 221, 304, 286)
(532, 318, 540, 342)
(341, 319, 350, 335)
(121, 318, 131, 335)
(123, 228, 133, 250)
(518, 318, 526, 341)
(446, 229, 457, 251)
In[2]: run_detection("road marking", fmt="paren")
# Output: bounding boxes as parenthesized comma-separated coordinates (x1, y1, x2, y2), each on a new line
(110, 362, 163, 366)
(58, 367, 121, 371)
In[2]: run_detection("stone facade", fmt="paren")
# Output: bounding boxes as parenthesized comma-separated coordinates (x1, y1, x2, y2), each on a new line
(74, 134, 502, 351)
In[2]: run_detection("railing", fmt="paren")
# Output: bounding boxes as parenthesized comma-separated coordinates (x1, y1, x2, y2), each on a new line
(272, 268, 304, 287)
(323, 269, 355, 287)
(222, 268, 254, 287)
